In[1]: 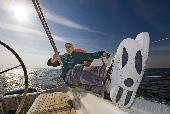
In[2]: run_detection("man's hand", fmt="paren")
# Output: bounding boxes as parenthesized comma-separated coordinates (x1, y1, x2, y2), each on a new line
(51, 54, 59, 63)
(103, 52, 110, 59)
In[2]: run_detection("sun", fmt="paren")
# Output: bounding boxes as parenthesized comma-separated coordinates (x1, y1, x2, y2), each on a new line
(12, 5, 28, 22)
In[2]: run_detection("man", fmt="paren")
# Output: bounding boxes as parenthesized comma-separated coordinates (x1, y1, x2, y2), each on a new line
(47, 43, 109, 82)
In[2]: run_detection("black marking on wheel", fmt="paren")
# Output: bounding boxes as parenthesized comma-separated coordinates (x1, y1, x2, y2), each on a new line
(116, 87, 123, 103)
(122, 47, 128, 69)
(124, 78, 134, 87)
(124, 91, 133, 106)
(135, 50, 142, 75)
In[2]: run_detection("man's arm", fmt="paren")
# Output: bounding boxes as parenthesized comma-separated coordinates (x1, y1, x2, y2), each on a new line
(47, 58, 60, 67)
(47, 54, 61, 67)
(82, 51, 109, 62)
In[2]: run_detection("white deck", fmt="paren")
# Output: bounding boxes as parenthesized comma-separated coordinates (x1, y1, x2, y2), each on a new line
(70, 87, 170, 114)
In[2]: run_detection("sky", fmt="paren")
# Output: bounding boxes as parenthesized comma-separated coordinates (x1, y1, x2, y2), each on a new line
(0, 0, 170, 68)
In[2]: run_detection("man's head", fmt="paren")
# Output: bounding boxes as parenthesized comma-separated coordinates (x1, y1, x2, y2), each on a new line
(65, 43, 74, 54)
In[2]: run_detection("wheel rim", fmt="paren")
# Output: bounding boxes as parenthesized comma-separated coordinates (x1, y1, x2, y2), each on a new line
(0, 41, 28, 114)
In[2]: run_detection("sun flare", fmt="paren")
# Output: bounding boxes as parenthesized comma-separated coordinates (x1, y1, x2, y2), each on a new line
(12, 5, 28, 22)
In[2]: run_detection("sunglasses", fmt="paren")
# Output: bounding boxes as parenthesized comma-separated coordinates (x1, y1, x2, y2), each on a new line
(65, 45, 72, 48)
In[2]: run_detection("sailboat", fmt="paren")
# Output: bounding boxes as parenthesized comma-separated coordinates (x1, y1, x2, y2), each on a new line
(0, 0, 169, 114)
(1, 32, 169, 114)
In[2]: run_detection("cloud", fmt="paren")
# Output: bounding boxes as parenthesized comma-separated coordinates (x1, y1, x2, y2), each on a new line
(0, 0, 107, 35)
(44, 11, 107, 35)
(0, 43, 52, 68)
(0, 22, 70, 43)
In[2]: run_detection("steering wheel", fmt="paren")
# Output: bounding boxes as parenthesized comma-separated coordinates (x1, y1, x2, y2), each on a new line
(0, 41, 28, 114)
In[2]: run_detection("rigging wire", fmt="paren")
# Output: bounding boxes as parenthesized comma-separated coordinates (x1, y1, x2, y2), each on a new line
(0, 65, 21, 74)
(151, 37, 169, 44)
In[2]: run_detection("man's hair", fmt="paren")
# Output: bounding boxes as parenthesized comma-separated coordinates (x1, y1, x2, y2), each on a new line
(65, 43, 73, 47)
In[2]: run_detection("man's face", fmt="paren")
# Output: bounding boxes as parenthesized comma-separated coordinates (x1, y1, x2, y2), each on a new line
(65, 44, 74, 54)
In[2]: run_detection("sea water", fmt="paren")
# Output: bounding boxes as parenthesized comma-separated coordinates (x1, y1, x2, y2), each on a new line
(0, 68, 169, 106)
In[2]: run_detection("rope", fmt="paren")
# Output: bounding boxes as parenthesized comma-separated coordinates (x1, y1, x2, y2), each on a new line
(32, 0, 63, 65)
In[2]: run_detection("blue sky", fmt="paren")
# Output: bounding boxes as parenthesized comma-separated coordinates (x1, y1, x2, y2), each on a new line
(0, 0, 170, 68)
